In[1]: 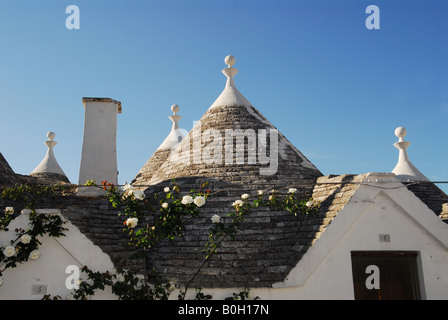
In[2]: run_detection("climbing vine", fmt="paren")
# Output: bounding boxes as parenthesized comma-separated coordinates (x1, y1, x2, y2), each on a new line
(0, 181, 319, 300)
(204, 188, 318, 260)
(0, 184, 67, 286)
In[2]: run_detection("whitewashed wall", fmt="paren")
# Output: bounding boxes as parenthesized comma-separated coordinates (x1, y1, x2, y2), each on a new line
(177, 173, 448, 300)
(0, 209, 116, 300)
(2, 173, 448, 300)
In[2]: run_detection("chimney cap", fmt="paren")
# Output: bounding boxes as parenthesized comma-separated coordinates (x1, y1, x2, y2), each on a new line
(82, 97, 122, 113)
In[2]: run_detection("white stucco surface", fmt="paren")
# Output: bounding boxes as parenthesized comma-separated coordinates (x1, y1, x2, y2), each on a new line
(0, 210, 116, 300)
(78, 98, 121, 196)
(173, 173, 448, 300)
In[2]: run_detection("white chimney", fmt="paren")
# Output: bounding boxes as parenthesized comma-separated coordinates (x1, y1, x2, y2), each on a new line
(77, 97, 121, 196)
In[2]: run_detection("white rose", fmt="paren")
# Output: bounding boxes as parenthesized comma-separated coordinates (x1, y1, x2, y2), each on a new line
(306, 200, 314, 207)
(161, 202, 169, 209)
(20, 234, 32, 244)
(241, 193, 249, 200)
(122, 184, 134, 192)
(288, 188, 297, 193)
(4, 207, 14, 215)
(232, 200, 243, 207)
(125, 217, 138, 228)
(3, 245, 15, 258)
(181, 195, 193, 205)
(116, 273, 125, 283)
(211, 215, 220, 223)
(194, 196, 206, 207)
(164, 187, 170, 193)
(257, 190, 264, 195)
(29, 250, 41, 260)
(132, 190, 145, 200)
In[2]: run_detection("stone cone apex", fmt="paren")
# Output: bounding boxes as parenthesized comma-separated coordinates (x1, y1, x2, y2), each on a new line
(30, 132, 70, 183)
(132, 105, 185, 187)
(145, 55, 322, 192)
(391, 126, 429, 182)
(209, 55, 252, 109)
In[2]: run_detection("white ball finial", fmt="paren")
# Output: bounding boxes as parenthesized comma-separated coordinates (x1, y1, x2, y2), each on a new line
(47, 131, 56, 141)
(171, 104, 180, 114)
(224, 55, 236, 68)
(395, 127, 407, 138)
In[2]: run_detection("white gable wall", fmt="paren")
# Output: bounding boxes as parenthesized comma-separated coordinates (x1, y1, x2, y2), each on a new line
(264, 173, 448, 299)
(0, 209, 117, 300)
(196, 173, 448, 300)
(3, 173, 448, 300)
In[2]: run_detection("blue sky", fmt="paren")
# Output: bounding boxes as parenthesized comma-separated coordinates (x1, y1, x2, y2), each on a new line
(0, 0, 447, 193)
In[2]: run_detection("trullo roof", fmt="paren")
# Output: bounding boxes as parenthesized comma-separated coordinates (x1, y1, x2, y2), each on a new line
(138, 55, 323, 288)
(138, 55, 322, 191)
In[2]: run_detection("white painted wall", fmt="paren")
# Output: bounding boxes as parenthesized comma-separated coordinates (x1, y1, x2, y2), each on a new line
(0, 210, 116, 300)
(175, 173, 448, 300)
(78, 98, 121, 196)
(3, 173, 448, 300)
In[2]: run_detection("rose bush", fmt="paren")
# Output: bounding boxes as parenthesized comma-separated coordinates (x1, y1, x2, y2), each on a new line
(0, 184, 67, 287)
(1, 181, 318, 300)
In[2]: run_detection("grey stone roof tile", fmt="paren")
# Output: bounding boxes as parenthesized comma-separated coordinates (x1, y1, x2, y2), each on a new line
(0, 153, 19, 186)
(404, 181, 448, 221)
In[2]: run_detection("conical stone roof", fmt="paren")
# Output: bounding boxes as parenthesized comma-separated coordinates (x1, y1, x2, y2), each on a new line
(146, 55, 322, 192)
(0, 153, 19, 186)
(132, 105, 184, 187)
(139, 56, 323, 288)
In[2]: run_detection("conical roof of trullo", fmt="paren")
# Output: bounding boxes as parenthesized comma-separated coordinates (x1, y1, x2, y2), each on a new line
(146, 55, 322, 193)
(132, 104, 185, 187)
(138, 56, 324, 289)
(0, 153, 19, 186)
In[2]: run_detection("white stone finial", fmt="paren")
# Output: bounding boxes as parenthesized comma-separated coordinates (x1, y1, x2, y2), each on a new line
(171, 104, 180, 115)
(394, 126, 406, 137)
(394, 126, 407, 142)
(225, 55, 236, 68)
(156, 104, 184, 151)
(222, 55, 238, 84)
(209, 55, 252, 109)
(31, 131, 67, 178)
(47, 131, 56, 141)
(391, 126, 429, 182)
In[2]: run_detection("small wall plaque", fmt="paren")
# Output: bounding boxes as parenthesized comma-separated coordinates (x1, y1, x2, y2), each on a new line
(32, 284, 47, 295)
